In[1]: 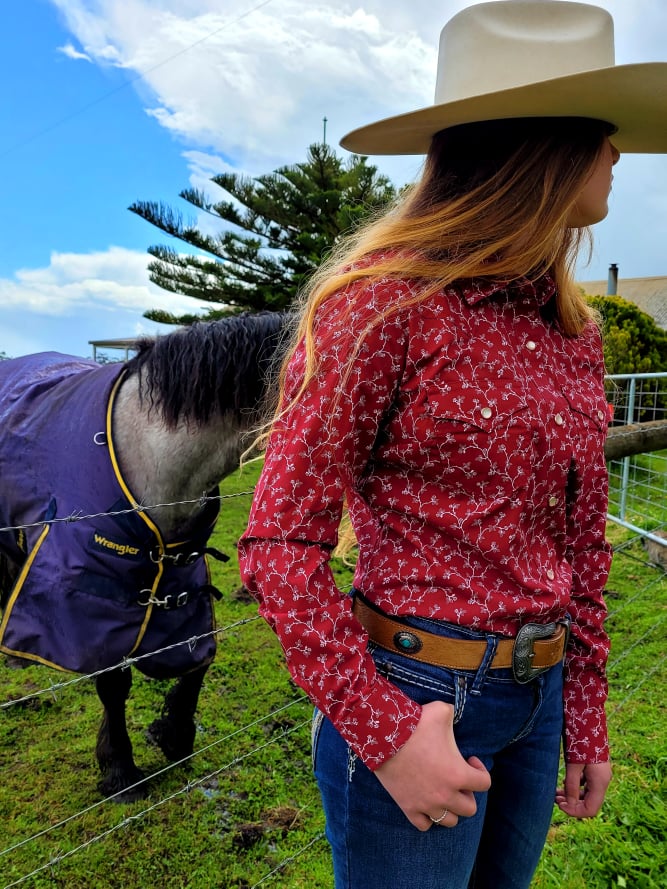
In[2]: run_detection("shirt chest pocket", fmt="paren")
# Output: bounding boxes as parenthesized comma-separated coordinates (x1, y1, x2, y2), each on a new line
(415, 382, 535, 497)
(424, 384, 530, 434)
(561, 387, 608, 431)
(561, 386, 609, 459)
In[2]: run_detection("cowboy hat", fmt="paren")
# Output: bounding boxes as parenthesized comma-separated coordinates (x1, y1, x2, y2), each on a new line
(340, 0, 667, 155)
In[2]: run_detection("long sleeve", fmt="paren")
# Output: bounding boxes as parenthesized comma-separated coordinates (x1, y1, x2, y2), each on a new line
(562, 330, 613, 763)
(239, 284, 422, 769)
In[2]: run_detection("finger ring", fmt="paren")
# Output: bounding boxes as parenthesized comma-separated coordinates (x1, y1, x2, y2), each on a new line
(429, 808, 448, 824)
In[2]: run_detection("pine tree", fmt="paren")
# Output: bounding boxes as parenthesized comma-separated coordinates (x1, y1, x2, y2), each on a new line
(129, 143, 396, 323)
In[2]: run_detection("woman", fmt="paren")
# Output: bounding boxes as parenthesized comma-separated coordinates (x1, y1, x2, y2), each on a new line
(239, 3, 667, 887)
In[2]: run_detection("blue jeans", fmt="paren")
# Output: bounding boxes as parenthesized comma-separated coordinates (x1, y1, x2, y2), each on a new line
(312, 613, 564, 889)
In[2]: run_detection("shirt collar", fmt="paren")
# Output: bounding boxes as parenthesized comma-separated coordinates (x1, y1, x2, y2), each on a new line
(457, 274, 556, 307)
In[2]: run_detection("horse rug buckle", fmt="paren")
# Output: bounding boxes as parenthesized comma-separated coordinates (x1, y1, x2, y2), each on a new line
(512, 621, 560, 684)
(137, 589, 190, 609)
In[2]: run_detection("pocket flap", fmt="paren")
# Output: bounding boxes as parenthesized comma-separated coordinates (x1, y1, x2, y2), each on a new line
(562, 387, 608, 432)
(425, 383, 529, 432)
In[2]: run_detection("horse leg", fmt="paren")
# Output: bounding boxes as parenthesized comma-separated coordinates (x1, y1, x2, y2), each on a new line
(95, 667, 147, 802)
(147, 663, 209, 761)
(1, 555, 33, 669)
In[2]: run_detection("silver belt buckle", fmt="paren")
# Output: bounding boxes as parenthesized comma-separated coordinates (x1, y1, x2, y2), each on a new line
(512, 621, 558, 684)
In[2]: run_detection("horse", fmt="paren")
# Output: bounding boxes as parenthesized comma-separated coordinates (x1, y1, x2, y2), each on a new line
(0, 312, 286, 801)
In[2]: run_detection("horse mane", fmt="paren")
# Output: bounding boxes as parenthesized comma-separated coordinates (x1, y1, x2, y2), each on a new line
(125, 312, 288, 428)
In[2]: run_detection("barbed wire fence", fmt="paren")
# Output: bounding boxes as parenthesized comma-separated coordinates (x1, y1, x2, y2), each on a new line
(1, 488, 328, 888)
(1, 482, 666, 888)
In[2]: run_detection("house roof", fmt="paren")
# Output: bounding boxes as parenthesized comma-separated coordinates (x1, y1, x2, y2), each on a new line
(88, 337, 140, 361)
(578, 276, 667, 329)
(88, 337, 141, 350)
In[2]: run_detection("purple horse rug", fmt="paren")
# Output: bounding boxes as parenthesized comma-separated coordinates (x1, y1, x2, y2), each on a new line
(0, 353, 219, 679)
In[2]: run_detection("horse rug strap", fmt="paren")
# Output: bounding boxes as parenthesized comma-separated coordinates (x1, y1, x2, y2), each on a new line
(0, 353, 218, 679)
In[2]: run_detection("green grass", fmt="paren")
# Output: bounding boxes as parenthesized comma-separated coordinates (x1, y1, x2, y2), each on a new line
(1, 463, 665, 888)
(532, 523, 667, 889)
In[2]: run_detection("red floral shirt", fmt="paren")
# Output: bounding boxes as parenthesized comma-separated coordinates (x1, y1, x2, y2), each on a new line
(239, 272, 612, 769)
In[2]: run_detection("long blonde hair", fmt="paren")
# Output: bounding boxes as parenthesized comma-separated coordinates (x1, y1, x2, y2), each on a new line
(262, 117, 614, 442)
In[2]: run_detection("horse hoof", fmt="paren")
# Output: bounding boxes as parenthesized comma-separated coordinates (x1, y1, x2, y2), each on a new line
(146, 717, 195, 762)
(98, 769, 148, 802)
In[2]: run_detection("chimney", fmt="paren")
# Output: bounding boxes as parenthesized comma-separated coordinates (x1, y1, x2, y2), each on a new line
(607, 263, 619, 295)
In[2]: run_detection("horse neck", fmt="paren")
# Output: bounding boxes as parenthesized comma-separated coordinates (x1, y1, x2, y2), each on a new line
(111, 376, 248, 541)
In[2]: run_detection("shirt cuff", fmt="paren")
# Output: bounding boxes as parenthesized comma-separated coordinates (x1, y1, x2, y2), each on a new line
(563, 701, 609, 763)
(325, 678, 422, 770)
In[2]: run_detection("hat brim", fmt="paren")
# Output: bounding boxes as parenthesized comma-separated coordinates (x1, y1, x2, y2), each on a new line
(340, 64, 667, 155)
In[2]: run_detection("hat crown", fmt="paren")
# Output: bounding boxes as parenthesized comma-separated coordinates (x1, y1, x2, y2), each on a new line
(435, 1, 615, 104)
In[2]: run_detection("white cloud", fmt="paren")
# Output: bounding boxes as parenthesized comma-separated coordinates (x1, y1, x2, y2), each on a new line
(48, 0, 440, 169)
(182, 149, 240, 185)
(0, 247, 207, 315)
(0, 247, 211, 358)
(46, 1, 667, 174)
(33, 1, 667, 285)
(57, 42, 92, 62)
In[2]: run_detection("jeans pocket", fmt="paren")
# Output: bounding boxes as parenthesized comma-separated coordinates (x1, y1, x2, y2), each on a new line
(311, 708, 325, 771)
(370, 643, 467, 720)
(509, 675, 544, 744)
(452, 674, 468, 724)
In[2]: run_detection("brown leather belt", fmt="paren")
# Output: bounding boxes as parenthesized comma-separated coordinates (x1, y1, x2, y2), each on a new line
(353, 596, 568, 677)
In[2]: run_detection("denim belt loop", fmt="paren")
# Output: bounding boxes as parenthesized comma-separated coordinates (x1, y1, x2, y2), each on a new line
(470, 635, 499, 695)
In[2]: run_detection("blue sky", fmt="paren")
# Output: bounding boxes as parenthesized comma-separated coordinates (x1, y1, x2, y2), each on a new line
(2, 0, 667, 360)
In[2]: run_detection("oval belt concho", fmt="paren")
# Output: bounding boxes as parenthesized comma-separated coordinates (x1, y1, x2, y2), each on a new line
(393, 630, 423, 655)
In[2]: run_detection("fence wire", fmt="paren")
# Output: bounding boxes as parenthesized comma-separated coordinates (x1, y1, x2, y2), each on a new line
(2, 542, 664, 888)
(1, 411, 666, 887)
(0, 489, 254, 536)
(1, 716, 313, 889)
(606, 372, 667, 540)
(1, 692, 309, 860)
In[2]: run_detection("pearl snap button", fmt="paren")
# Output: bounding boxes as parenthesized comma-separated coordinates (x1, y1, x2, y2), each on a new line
(546, 569, 555, 581)
(548, 495, 558, 507)
(526, 340, 537, 351)
(554, 413, 564, 425)
(480, 407, 493, 419)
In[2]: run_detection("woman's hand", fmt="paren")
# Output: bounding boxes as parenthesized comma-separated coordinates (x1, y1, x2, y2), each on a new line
(374, 700, 491, 831)
(555, 761, 612, 818)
